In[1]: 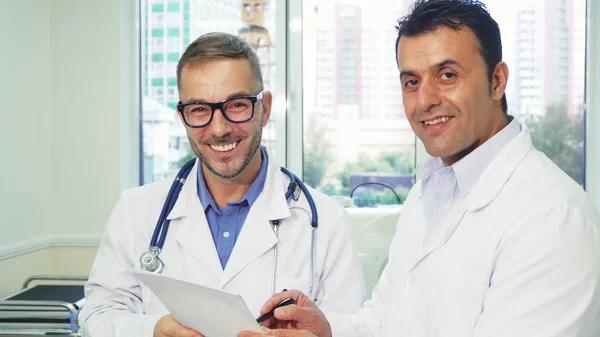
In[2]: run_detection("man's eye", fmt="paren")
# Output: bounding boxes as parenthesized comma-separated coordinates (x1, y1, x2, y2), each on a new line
(440, 72, 456, 80)
(404, 79, 418, 87)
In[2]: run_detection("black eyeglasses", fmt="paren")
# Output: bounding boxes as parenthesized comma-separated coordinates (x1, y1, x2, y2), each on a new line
(176, 91, 264, 128)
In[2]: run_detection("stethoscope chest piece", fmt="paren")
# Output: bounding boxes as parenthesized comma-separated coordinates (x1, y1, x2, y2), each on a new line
(140, 159, 319, 293)
(140, 246, 164, 274)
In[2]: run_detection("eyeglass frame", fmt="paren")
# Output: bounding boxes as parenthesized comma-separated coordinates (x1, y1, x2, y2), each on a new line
(176, 90, 264, 128)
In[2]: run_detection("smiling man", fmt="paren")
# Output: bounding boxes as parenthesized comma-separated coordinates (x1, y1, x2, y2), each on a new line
(240, 1, 600, 336)
(79, 32, 365, 337)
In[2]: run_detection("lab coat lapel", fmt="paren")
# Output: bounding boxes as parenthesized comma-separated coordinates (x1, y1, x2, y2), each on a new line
(408, 199, 467, 272)
(220, 160, 292, 288)
(464, 125, 534, 212)
(408, 125, 534, 272)
(167, 160, 224, 280)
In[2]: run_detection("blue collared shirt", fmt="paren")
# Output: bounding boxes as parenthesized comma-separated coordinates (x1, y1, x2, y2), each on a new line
(197, 147, 269, 269)
(416, 117, 522, 243)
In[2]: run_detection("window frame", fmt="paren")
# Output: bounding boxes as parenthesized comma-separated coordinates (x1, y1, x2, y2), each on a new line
(586, 0, 599, 209)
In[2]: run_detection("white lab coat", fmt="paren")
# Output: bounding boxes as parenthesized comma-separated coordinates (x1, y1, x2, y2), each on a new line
(327, 125, 600, 337)
(79, 159, 365, 337)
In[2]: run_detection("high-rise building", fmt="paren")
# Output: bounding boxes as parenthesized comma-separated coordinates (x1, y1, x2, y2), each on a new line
(141, 0, 191, 181)
(304, 0, 414, 177)
(514, 0, 584, 118)
(310, 1, 409, 121)
(568, 0, 586, 116)
(142, 0, 191, 110)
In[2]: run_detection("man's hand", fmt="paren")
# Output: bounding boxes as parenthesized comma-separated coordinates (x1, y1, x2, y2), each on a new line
(248, 290, 332, 337)
(238, 328, 318, 337)
(153, 314, 205, 337)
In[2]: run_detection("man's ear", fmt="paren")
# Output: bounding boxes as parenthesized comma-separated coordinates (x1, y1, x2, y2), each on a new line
(260, 90, 273, 127)
(492, 61, 509, 101)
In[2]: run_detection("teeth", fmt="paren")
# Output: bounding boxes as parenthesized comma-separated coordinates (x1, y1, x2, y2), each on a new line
(424, 116, 450, 125)
(210, 142, 237, 152)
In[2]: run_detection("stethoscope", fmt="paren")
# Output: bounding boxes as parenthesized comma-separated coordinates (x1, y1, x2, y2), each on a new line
(139, 158, 319, 297)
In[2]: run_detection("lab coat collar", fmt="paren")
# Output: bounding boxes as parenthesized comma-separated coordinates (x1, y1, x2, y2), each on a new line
(463, 124, 533, 211)
(166, 155, 292, 286)
(413, 123, 532, 209)
(408, 125, 534, 270)
(452, 117, 521, 198)
(167, 156, 292, 221)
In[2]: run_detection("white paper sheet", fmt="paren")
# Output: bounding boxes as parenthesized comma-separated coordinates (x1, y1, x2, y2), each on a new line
(133, 271, 262, 337)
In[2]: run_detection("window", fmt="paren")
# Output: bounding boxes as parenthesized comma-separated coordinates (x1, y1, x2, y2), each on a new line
(503, 0, 586, 186)
(298, 0, 587, 208)
(153, 12, 164, 24)
(152, 37, 164, 48)
(152, 87, 164, 102)
(167, 2, 180, 12)
(140, 0, 587, 204)
(140, 0, 278, 183)
(151, 28, 164, 37)
(302, 1, 415, 207)
(151, 62, 164, 77)
(166, 36, 179, 52)
(167, 87, 177, 101)
(166, 11, 181, 23)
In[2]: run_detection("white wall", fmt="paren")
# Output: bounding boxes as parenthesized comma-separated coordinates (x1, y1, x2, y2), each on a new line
(48, 0, 122, 237)
(0, 1, 52, 246)
(0, 0, 126, 244)
(0, 0, 132, 295)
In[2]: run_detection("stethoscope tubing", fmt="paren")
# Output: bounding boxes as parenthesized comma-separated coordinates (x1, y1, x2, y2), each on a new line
(143, 159, 318, 297)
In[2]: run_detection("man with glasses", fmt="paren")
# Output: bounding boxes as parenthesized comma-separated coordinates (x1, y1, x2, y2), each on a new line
(79, 32, 365, 337)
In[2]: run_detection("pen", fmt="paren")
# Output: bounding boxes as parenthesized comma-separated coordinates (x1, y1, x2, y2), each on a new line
(255, 297, 296, 324)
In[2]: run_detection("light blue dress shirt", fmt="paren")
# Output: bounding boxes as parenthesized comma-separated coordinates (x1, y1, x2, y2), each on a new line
(416, 117, 522, 243)
(197, 147, 268, 269)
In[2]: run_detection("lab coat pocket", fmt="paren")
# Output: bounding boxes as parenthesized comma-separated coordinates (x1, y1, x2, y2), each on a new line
(274, 276, 318, 301)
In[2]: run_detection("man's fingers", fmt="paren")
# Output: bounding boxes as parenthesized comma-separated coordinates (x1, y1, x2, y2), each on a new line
(174, 328, 203, 337)
(273, 305, 316, 324)
(238, 328, 316, 337)
(237, 330, 266, 337)
(264, 329, 316, 337)
(258, 316, 275, 328)
(260, 290, 305, 315)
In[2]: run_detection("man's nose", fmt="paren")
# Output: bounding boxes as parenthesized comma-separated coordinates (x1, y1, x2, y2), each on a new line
(416, 79, 442, 112)
(207, 108, 233, 137)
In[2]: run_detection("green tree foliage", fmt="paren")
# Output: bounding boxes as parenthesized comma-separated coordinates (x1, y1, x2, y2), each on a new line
(336, 152, 414, 196)
(526, 102, 585, 185)
(351, 187, 410, 207)
(303, 113, 333, 188)
(303, 113, 414, 206)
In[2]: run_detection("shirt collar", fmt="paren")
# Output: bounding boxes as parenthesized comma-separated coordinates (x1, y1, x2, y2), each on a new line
(452, 116, 521, 197)
(416, 116, 521, 197)
(197, 146, 269, 212)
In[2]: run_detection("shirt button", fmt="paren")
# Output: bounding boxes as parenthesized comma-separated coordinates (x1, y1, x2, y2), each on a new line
(223, 231, 230, 238)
